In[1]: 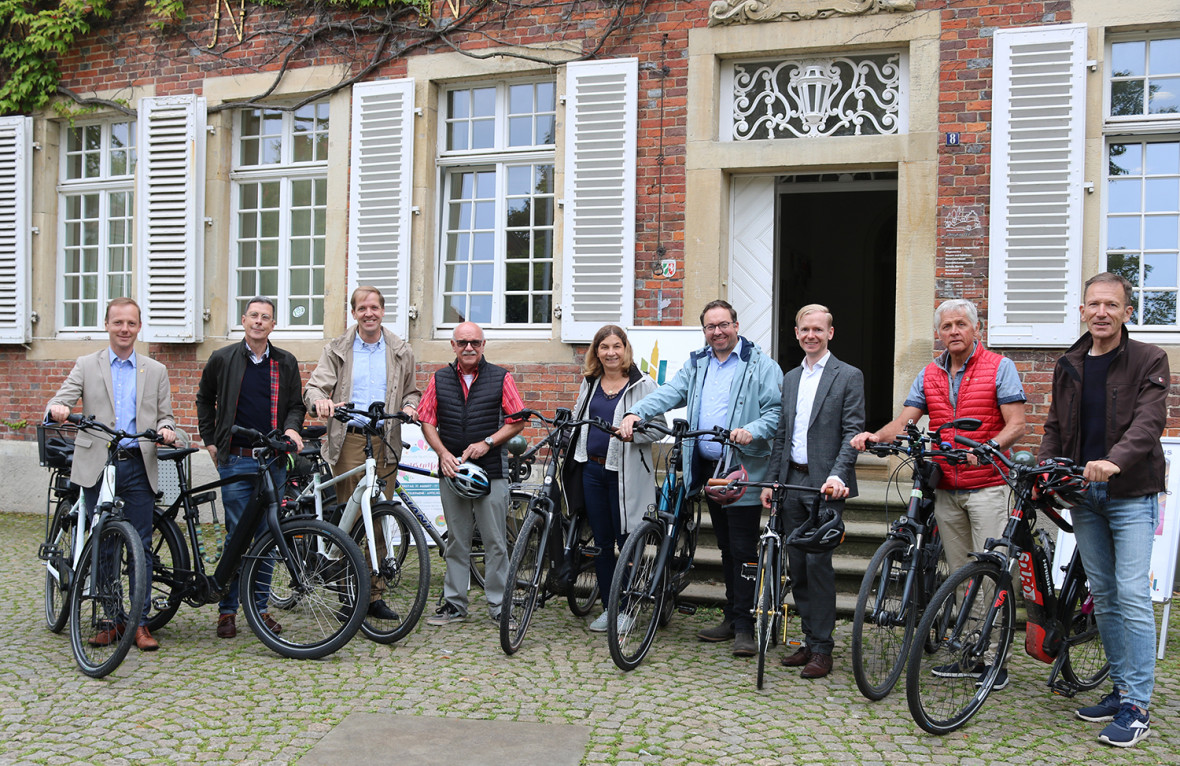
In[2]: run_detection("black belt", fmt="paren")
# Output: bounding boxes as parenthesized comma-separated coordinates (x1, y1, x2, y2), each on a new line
(115, 448, 143, 462)
(347, 426, 369, 436)
(788, 461, 809, 474)
(588, 455, 607, 465)
(226, 445, 255, 458)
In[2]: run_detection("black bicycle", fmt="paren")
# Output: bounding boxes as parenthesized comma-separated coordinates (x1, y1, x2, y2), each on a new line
(146, 425, 371, 660)
(905, 438, 1109, 734)
(607, 418, 731, 671)
(850, 418, 977, 700)
(499, 408, 608, 654)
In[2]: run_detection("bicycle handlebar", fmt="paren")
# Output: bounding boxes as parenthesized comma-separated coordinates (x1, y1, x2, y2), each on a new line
(331, 402, 412, 430)
(705, 477, 828, 495)
(66, 413, 165, 446)
(229, 425, 298, 455)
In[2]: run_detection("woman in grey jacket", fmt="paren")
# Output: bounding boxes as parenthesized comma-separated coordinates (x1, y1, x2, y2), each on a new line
(563, 326, 664, 632)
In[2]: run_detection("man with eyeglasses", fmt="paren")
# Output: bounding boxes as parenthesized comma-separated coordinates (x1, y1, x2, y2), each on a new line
(418, 322, 526, 626)
(305, 286, 421, 622)
(619, 299, 783, 657)
(198, 296, 306, 639)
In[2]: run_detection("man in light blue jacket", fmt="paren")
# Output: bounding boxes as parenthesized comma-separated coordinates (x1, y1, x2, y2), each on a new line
(619, 300, 783, 656)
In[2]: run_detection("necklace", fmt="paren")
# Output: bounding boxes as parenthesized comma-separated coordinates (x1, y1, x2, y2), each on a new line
(600, 378, 626, 399)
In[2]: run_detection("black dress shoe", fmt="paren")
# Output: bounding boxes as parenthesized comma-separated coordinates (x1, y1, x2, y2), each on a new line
(367, 599, 401, 621)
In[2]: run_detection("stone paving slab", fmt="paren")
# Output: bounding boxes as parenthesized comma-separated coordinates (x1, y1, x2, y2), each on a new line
(298, 713, 589, 764)
(2, 511, 1179, 765)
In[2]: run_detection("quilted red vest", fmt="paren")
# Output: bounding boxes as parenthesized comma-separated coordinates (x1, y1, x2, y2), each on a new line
(923, 344, 1008, 490)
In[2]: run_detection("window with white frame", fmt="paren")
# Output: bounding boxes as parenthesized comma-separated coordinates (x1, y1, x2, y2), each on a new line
(437, 80, 556, 328)
(57, 120, 135, 330)
(231, 101, 328, 330)
(1104, 35, 1180, 328)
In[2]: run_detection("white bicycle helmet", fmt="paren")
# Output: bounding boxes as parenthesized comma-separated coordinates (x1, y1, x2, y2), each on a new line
(445, 461, 491, 499)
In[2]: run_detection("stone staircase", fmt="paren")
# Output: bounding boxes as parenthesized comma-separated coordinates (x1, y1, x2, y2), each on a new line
(683, 454, 905, 617)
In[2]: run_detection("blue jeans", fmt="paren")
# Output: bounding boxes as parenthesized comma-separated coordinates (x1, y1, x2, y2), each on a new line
(582, 460, 624, 610)
(83, 453, 154, 626)
(1070, 484, 1158, 710)
(218, 455, 285, 615)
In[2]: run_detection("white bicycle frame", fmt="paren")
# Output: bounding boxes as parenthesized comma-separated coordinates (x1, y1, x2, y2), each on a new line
(47, 462, 118, 595)
(296, 452, 399, 569)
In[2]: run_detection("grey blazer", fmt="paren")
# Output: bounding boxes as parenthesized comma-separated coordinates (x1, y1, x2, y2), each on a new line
(767, 353, 866, 497)
(47, 348, 176, 493)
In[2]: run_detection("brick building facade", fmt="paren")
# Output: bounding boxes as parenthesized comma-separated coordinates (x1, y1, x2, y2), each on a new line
(0, 0, 1177, 448)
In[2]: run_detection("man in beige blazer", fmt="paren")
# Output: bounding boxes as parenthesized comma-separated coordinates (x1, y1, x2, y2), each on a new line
(47, 297, 177, 652)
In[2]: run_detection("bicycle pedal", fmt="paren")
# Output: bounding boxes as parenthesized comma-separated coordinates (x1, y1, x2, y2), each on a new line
(582, 546, 601, 557)
(1048, 680, 1081, 698)
(740, 562, 758, 580)
(676, 604, 696, 615)
(38, 542, 60, 562)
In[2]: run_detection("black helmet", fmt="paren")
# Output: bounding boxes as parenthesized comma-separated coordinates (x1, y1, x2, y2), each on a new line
(786, 497, 845, 553)
(1038, 469, 1088, 511)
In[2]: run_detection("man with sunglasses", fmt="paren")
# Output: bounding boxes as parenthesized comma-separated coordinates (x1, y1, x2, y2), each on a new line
(619, 300, 783, 657)
(305, 285, 421, 622)
(418, 322, 526, 626)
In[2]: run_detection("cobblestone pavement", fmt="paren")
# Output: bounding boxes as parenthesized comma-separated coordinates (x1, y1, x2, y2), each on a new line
(2, 511, 1178, 765)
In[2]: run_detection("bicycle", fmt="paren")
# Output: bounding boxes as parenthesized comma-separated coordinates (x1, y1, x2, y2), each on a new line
(703, 475, 827, 689)
(38, 416, 153, 678)
(850, 418, 978, 701)
(500, 407, 609, 655)
(277, 402, 429, 643)
(606, 418, 733, 671)
(905, 437, 1109, 735)
(146, 425, 372, 660)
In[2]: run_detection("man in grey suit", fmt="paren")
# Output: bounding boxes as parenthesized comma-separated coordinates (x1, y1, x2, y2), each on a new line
(761, 304, 864, 679)
(47, 297, 178, 652)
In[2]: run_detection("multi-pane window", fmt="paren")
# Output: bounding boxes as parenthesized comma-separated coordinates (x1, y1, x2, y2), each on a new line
(57, 121, 135, 330)
(438, 81, 556, 328)
(231, 102, 328, 329)
(1104, 35, 1180, 329)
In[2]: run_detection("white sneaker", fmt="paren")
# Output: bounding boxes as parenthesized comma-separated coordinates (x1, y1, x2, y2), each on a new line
(588, 611, 611, 632)
(616, 613, 635, 633)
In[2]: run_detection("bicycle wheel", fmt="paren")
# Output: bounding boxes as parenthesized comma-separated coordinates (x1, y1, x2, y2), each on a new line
(753, 536, 780, 690)
(470, 489, 529, 589)
(851, 538, 916, 701)
(567, 511, 599, 617)
(905, 561, 1014, 735)
(922, 534, 954, 654)
(1059, 574, 1110, 691)
(44, 498, 78, 633)
(68, 519, 149, 678)
(145, 511, 189, 633)
(501, 512, 547, 655)
(659, 508, 699, 628)
(240, 517, 370, 660)
(351, 502, 430, 644)
(607, 520, 664, 671)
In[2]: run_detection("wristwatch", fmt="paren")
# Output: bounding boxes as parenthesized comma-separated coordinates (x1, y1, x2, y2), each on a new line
(484, 436, 495, 448)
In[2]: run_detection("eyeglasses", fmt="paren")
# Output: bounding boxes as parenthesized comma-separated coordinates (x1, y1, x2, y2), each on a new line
(703, 321, 734, 334)
(453, 339, 484, 348)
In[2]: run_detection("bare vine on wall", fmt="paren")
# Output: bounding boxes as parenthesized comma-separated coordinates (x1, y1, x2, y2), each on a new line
(1, 0, 649, 116)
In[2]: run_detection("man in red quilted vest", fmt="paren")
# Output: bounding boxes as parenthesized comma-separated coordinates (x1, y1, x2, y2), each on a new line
(852, 298, 1027, 650)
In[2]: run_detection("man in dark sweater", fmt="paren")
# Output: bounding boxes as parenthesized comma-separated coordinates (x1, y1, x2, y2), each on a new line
(418, 322, 525, 625)
(1040, 272, 1169, 748)
(197, 296, 305, 639)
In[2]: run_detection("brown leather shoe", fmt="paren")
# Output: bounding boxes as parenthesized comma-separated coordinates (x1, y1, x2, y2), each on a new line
(88, 621, 126, 647)
(260, 613, 283, 634)
(217, 613, 237, 639)
(780, 646, 813, 667)
(134, 626, 159, 652)
(800, 652, 833, 679)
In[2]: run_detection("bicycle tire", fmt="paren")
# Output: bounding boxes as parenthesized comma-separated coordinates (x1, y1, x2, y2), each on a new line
(44, 498, 78, 633)
(851, 538, 916, 701)
(1059, 573, 1110, 691)
(567, 511, 600, 617)
(607, 520, 664, 671)
(922, 534, 953, 654)
(470, 489, 529, 589)
(905, 561, 1014, 735)
(145, 511, 189, 633)
(68, 519, 149, 678)
(240, 517, 371, 660)
(753, 536, 779, 690)
(501, 512, 547, 655)
(659, 508, 699, 628)
(351, 502, 430, 644)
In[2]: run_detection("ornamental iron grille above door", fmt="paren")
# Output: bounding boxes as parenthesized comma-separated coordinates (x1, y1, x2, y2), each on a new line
(730, 53, 904, 139)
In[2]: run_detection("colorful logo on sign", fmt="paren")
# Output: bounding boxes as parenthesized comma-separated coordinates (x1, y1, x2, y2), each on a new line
(638, 340, 668, 384)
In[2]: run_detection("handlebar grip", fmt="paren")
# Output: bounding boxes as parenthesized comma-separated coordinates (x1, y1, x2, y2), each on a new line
(67, 413, 84, 425)
(706, 477, 732, 486)
(953, 434, 983, 450)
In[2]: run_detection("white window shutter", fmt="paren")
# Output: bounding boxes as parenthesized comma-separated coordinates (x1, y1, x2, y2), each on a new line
(136, 95, 206, 343)
(561, 58, 637, 343)
(987, 24, 1086, 347)
(348, 78, 414, 339)
(0, 116, 32, 344)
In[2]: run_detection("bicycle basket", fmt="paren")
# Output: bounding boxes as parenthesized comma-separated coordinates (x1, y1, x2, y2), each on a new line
(37, 423, 76, 469)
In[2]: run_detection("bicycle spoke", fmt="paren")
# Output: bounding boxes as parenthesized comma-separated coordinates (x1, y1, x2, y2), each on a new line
(852, 538, 915, 700)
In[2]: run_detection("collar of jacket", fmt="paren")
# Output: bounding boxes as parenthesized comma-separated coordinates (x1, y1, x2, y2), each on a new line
(1060, 325, 1130, 380)
(689, 336, 755, 367)
(327, 325, 407, 360)
(448, 355, 488, 378)
(583, 363, 644, 387)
